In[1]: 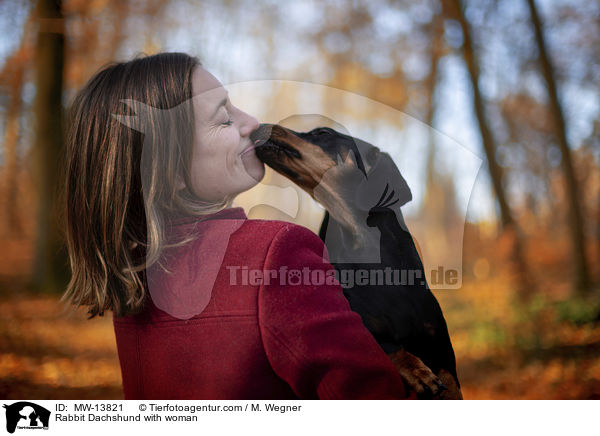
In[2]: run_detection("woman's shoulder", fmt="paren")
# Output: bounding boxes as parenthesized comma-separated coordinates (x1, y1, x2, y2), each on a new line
(188, 207, 320, 243)
(238, 219, 327, 264)
(241, 218, 320, 242)
(241, 217, 305, 229)
(229, 219, 325, 259)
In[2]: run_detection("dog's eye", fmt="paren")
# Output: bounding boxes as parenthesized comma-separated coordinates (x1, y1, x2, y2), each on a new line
(313, 128, 331, 136)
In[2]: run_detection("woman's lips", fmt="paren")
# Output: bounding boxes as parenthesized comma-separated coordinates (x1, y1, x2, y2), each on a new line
(239, 140, 261, 157)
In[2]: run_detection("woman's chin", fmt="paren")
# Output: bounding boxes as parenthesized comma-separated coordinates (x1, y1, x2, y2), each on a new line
(241, 154, 265, 184)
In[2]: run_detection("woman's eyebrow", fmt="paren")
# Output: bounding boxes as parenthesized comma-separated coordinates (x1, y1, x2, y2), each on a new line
(210, 93, 229, 119)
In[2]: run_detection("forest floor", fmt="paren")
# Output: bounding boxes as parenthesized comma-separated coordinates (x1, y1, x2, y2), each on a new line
(1, 276, 599, 399)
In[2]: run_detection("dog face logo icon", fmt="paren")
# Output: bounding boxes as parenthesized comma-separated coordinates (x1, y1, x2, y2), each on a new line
(3, 402, 50, 433)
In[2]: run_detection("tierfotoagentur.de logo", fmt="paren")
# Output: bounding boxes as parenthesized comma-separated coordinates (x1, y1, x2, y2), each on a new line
(2, 402, 50, 433)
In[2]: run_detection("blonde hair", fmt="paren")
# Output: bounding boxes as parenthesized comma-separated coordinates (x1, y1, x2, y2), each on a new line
(61, 53, 232, 318)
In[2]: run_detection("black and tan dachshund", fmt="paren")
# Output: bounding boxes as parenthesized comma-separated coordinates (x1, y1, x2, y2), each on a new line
(252, 124, 462, 399)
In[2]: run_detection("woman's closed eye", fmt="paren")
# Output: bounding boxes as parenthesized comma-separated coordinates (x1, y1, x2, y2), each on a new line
(221, 106, 233, 126)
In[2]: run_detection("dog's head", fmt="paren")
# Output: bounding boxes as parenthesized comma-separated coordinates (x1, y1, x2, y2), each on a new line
(251, 124, 366, 192)
(252, 123, 411, 212)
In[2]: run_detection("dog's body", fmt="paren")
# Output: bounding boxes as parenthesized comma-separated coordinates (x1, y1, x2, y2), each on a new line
(253, 124, 461, 399)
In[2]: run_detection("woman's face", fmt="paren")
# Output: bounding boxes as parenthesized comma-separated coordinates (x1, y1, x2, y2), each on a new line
(184, 67, 264, 201)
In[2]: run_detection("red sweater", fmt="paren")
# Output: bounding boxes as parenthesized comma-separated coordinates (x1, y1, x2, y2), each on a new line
(112, 207, 412, 399)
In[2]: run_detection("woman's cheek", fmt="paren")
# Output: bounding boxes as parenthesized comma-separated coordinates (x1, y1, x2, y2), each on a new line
(225, 132, 241, 164)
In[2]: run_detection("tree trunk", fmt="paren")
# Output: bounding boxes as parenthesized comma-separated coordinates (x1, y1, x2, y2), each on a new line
(31, 0, 69, 292)
(2, 46, 27, 238)
(424, 14, 443, 188)
(526, 0, 591, 292)
(447, 0, 535, 295)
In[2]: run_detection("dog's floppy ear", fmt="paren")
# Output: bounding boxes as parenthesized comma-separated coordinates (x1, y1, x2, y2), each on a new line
(355, 151, 412, 211)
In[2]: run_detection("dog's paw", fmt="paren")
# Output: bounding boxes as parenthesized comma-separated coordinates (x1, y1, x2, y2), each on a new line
(434, 369, 463, 400)
(388, 349, 447, 398)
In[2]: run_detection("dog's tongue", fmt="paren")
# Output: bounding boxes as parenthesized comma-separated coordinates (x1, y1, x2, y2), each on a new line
(240, 144, 257, 156)
(252, 137, 269, 148)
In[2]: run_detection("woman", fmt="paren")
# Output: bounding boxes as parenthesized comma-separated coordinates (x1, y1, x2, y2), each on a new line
(62, 52, 412, 400)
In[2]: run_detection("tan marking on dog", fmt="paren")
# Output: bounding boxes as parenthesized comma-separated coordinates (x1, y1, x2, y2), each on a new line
(388, 349, 444, 398)
(435, 369, 463, 400)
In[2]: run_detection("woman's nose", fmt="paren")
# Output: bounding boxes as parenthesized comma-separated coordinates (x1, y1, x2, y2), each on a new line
(239, 110, 259, 137)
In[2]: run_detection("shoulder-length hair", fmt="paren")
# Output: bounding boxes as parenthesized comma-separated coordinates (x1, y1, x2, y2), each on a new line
(62, 52, 231, 318)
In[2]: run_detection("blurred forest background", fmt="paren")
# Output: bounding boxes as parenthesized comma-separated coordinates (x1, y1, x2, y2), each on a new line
(0, 0, 599, 399)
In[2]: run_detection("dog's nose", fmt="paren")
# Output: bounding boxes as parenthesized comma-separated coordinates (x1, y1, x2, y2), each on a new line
(250, 123, 274, 146)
